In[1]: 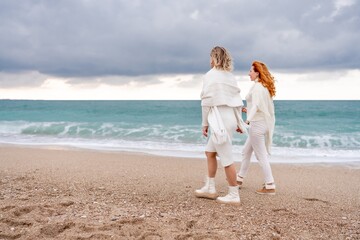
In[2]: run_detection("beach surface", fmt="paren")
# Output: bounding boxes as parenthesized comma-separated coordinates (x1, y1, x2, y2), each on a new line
(0, 146, 359, 239)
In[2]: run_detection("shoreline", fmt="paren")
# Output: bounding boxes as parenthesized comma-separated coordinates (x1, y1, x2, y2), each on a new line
(0, 145, 359, 239)
(1, 142, 359, 167)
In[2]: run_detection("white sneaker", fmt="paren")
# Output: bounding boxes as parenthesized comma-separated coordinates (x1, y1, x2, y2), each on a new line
(195, 177, 218, 200)
(216, 186, 240, 205)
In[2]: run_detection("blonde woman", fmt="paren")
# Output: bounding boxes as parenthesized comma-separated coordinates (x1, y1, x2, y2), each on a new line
(195, 46, 246, 204)
(237, 61, 276, 195)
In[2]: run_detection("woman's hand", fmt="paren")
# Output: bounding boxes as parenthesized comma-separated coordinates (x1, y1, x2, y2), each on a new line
(236, 127, 243, 133)
(202, 126, 209, 137)
(242, 107, 247, 113)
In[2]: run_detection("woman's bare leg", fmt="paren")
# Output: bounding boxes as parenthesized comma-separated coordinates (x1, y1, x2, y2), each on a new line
(206, 151, 217, 177)
(224, 163, 237, 186)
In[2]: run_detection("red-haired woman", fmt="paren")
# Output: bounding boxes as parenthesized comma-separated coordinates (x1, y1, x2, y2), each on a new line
(237, 61, 277, 195)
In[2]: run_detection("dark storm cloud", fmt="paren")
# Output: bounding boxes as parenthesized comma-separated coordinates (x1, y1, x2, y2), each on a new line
(0, 0, 359, 86)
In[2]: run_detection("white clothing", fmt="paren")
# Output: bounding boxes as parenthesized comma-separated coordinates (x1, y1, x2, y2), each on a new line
(201, 68, 244, 108)
(238, 120, 275, 184)
(246, 80, 275, 154)
(205, 105, 238, 167)
(201, 68, 245, 129)
(200, 68, 244, 167)
(207, 106, 229, 145)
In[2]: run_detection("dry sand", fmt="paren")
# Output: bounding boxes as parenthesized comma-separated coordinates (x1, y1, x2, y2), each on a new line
(0, 146, 359, 239)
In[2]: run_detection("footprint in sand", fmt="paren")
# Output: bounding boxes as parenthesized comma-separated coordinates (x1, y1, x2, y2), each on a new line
(40, 222, 75, 237)
(1, 206, 16, 212)
(73, 233, 115, 240)
(12, 206, 36, 217)
(138, 232, 162, 240)
(1, 218, 33, 227)
(175, 233, 221, 240)
(303, 198, 329, 204)
(272, 208, 298, 217)
(0, 233, 22, 240)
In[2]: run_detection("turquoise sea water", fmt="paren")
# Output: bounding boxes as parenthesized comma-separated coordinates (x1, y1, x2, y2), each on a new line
(0, 100, 359, 163)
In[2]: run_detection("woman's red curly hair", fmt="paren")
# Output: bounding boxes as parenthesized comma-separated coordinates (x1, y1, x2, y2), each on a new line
(252, 61, 276, 97)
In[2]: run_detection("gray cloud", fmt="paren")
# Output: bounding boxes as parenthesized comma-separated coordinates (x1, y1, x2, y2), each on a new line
(0, 71, 48, 88)
(0, 0, 359, 85)
(65, 74, 162, 86)
(176, 75, 203, 88)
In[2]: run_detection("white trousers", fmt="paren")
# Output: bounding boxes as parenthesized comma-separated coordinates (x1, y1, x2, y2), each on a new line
(238, 120, 275, 184)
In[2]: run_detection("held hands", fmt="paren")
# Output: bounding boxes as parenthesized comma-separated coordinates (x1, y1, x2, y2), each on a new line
(236, 107, 248, 134)
(202, 126, 208, 137)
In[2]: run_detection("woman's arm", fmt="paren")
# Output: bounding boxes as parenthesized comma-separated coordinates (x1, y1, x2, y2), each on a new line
(202, 106, 211, 127)
(202, 106, 210, 137)
(235, 106, 246, 133)
(246, 105, 258, 122)
(246, 86, 261, 123)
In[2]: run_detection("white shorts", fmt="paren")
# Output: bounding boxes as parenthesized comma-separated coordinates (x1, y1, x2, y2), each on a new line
(205, 106, 237, 167)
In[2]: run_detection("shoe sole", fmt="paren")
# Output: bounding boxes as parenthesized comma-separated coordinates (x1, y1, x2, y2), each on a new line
(194, 192, 218, 200)
(216, 199, 241, 205)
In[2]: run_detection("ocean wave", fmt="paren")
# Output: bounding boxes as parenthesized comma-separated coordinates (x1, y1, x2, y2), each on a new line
(0, 121, 204, 143)
(0, 121, 359, 150)
(0, 136, 359, 164)
(273, 132, 360, 150)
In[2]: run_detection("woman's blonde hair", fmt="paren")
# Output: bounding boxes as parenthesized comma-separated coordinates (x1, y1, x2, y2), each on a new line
(252, 61, 276, 97)
(210, 46, 233, 71)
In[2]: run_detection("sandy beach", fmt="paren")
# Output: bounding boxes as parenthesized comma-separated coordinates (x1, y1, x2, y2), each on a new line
(0, 146, 359, 239)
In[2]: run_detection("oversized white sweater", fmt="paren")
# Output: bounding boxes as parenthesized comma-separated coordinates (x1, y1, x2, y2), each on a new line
(246, 80, 275, 154)
(200, 68, 244, 127)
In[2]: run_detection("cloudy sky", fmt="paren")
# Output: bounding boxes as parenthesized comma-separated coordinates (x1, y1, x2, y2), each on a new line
(0, 0, 359, 100)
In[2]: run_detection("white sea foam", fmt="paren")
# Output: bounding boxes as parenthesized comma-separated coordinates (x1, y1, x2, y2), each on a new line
(0, 134, 359, 164)
(1, 100, 359, 165)
(0, 119, 359, 164)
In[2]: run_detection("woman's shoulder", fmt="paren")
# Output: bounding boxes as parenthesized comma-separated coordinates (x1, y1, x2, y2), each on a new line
(252, 82, 268, 94)
(254, 81, 266, 89)
(253, 82, 271, 98)
(205, 68, 219, 76)
(204, 69, 214, 80)
(205, 68, 234, 79)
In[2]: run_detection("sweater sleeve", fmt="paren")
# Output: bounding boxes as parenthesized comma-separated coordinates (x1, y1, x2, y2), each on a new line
(246, 86, 261, 122)
(246, 105, 258, 122)
(202, 106, 211, 126)
(234, 106, 242, 119)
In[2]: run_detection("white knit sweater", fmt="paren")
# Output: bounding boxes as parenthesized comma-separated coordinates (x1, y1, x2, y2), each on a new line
(246, 80, 275, 154)
(200, 68, 244, 127)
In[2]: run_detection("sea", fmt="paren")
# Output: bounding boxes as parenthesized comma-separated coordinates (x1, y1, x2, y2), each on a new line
(0, 100, 359, 164)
